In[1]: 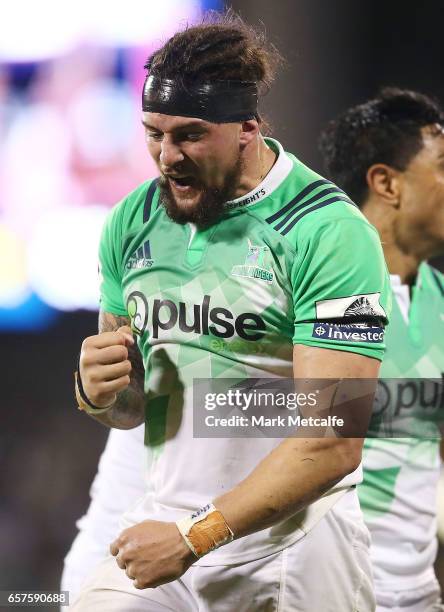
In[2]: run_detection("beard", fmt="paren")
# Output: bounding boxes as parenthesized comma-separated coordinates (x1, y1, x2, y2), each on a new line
(158, 156, 242, 229)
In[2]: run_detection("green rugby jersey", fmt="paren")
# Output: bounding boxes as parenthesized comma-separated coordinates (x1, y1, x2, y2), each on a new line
(359, 264, 444, 589)
(99, 138, 391, 564)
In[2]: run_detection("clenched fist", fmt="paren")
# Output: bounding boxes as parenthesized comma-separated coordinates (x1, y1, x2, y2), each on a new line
(110, 520, 195, 589)
(79, 326, 135, 408)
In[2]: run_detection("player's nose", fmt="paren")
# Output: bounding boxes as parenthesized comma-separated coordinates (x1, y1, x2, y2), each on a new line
(159, 139, 184, 168)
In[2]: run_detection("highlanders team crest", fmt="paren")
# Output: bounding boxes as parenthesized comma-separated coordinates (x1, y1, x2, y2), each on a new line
(231, 239, 274, 284)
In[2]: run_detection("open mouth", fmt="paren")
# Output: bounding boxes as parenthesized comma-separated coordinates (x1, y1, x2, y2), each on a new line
(171, 176, 192, 186)
(168, 176, 197, 190)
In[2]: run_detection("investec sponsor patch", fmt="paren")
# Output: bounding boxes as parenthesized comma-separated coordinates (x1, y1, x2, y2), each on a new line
(312, 322, 384, 343)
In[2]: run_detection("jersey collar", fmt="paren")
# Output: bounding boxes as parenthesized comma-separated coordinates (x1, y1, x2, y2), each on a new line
(390, 275, 410, 324)
(223, 138, 293, 212)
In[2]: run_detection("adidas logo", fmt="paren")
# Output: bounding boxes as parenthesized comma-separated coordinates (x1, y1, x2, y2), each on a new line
(344, 297, 379, 317)
(126, 240, 154, 270)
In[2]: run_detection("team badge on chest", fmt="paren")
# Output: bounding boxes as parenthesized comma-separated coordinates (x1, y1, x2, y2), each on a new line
(231, 239, 274, 284)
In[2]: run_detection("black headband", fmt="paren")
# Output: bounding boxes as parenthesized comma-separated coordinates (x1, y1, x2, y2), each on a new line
(142, 75, 258, 123)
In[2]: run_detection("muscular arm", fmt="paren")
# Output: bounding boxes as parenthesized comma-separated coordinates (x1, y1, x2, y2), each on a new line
(214, 345, 379, 538)
(79, 311, 145, 430)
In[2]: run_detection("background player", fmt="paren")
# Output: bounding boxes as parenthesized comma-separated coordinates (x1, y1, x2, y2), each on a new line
(69, 14, 390, 611)
(320, 87, 444, 612)
(61, 426, 145, 599)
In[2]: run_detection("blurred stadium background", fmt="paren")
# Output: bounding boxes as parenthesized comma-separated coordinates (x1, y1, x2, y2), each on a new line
(1, 0, 444, 598)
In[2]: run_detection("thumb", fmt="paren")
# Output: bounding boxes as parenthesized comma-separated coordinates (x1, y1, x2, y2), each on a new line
(117, 325, 135, 346)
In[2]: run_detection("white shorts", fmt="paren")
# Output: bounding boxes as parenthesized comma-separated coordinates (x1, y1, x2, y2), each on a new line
(376, 578, 444, 612)
(69, 489, 375, 612)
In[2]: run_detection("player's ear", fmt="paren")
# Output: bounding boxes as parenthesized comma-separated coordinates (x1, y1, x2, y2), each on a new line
(239, 119, 259, 147)
(366, 163, 401, 209)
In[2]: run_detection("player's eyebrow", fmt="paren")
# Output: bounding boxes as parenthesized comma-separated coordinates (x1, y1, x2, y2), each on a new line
(141, 120, 158, 130)
(141, 119, 207, 131)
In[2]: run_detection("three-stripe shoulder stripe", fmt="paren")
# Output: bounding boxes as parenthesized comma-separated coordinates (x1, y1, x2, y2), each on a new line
(265, 179, 355, 235)
(430, 266, 444, 296)
(143, 179, 159, 223)
(280, 195, 353, 236)
(273, 187, 350, 232)
(266, 179, 330, 224)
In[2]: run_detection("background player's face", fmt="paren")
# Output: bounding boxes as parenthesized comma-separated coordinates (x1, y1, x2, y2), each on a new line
(395, 125, 444, 258)
(142, 112, 243, 226)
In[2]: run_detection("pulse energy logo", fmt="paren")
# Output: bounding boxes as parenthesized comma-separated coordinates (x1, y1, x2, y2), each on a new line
(127, 292, 266, 341)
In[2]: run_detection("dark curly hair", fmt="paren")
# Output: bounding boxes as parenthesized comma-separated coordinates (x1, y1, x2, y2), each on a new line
(319, 87, 444, 207)
(144, 10, 283, 127)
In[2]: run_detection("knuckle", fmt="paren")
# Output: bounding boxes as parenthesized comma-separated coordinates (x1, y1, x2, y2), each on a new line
(88, 369, 99, 384)
(100, 380, 114, 392)
(81, 336, 94, 351)
(80, 342, 97, 367)
(81, 370, 94, 390)
(117, 346, 128, 361)
(114, 377, 129, 390)
(114, 331, 127, 345)
(125, 566, 135, 580)
(100, 346, 116, 362)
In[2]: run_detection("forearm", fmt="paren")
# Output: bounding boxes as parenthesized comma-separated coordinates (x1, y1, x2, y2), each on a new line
(87, 386, 145, 429)
(212, 347, 377, 542)
(214, 437, 362, 539)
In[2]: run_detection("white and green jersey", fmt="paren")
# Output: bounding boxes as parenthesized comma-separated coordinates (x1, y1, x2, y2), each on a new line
(99, 138, 391, 564)
(359, 264, 444, 589)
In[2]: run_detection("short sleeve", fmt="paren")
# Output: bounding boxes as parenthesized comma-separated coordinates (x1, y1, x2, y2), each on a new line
(292, 217, 392, 360)
(98, 202, 127, 316)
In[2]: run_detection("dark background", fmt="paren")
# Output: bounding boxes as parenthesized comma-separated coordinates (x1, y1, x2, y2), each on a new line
(230, 0, 444, 172)
(2, 0, 444, 602)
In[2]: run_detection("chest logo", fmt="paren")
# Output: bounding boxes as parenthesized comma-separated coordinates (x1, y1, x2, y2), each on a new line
(126, 240, 154, 270)
(231, 239, 274, 284)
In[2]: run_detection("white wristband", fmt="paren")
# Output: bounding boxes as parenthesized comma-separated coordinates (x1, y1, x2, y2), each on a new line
(176, 503, 234, 558)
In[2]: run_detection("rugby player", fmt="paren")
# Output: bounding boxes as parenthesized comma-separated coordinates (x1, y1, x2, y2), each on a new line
(69, 14, 390, 611)
(320, 87, 444, 612)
